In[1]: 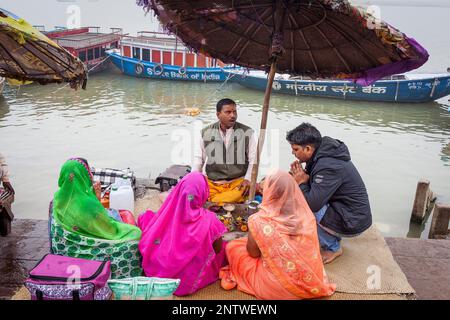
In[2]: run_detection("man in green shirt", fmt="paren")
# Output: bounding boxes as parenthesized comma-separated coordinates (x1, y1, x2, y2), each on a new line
(192, 99, 257, 204)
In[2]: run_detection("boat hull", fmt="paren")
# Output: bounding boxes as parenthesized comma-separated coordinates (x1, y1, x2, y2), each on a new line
(229, 72, 450, 103)
(108, 53, 230, 82)
(86, 59, 113, 74)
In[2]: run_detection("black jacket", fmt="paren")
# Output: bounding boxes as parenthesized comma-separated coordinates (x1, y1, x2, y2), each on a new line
(300, 137, 372, 236)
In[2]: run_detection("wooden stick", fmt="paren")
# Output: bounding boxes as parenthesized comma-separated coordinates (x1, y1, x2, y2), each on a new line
(411, 179, 433, 223)
(428, 203, 450, 239)
(249, 60, 278, 201)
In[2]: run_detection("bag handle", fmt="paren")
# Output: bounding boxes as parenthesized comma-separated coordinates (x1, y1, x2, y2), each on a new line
(130, 278, 154, 300)
(131, 278, 138, 300)
(36, 290, 43, 300)
(72, 290, 80, 300)
(146, 279, 154, 300)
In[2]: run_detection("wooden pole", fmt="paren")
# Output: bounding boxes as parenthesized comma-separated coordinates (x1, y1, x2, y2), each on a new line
(248, 0, 285, 201)
(410, 179, 434, 223)
(428, 203, 450, 239)
(249, 60, 278, 201)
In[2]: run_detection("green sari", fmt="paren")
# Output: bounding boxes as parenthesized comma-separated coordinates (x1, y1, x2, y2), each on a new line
(53, 159, 141, 240)
(51, 159, 142, 279)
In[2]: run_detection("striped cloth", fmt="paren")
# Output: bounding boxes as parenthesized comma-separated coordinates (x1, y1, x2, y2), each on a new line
(0, 187, 14, 205)
(0, 187, 14, 221)
(91, 168, 136, 191)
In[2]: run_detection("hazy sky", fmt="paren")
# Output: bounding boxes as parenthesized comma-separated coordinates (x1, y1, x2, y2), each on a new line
(1, 0, 448, 33)
(0, 0, 160, 34)
(353, 0, 450, 7)
(0, 0, 448, 72)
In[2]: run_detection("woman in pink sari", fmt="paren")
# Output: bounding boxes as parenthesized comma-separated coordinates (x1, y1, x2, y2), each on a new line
(220, 170, 336, 300)
(138, 172, 227, 296)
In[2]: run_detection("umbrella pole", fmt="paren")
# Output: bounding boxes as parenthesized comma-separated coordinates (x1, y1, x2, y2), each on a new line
(249, 60, 278, 201)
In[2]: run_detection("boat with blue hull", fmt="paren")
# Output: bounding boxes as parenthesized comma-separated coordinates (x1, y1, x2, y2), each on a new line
(108, 31, 234, 82)
(228, 70, 450, 103)
(109, 52, 231, 82)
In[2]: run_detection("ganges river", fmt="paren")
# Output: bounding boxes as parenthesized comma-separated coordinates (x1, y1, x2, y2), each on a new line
(0, 0, 449, 238)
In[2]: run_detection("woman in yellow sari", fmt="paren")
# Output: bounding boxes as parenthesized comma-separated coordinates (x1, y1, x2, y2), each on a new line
(220, 170, 336, 300)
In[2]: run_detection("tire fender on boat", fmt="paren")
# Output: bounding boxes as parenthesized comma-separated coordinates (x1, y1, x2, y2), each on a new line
(154, 63, 164, 76)
(135, 63, 145, 76)
(178, 66, 187, 76)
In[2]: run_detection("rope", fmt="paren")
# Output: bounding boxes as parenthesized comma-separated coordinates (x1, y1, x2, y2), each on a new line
(87, 56, 111, 74)
(9, 54, 237, 102)
(53, 56, 111, 93)
(199, 69, 239, 107)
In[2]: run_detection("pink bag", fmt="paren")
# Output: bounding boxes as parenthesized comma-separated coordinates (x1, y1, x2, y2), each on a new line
(25, 254, 112, 300)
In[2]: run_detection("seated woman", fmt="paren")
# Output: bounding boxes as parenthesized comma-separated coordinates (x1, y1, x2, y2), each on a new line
(138, 172, 227, 296)
(50, 158, 142, 279)
(220, 170, 336, 300)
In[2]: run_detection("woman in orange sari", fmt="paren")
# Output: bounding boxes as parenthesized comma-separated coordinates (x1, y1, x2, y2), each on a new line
(220, 170, 336, 300)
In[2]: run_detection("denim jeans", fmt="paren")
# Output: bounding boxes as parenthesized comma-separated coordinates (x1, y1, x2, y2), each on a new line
(314, 205, 342, 253)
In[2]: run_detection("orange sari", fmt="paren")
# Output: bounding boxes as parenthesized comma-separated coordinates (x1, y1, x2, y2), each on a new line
(223, 170, 336, 300)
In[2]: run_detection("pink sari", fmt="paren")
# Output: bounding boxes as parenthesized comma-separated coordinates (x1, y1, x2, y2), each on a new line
(138, 172, 227, 296)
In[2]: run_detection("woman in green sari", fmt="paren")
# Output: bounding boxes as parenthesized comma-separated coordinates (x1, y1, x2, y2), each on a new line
(50, 158, 143, 279)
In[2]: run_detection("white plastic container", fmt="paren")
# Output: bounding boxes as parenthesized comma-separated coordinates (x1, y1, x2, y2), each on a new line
(109, 184, 135, 214)
(114, 173, 133, 188)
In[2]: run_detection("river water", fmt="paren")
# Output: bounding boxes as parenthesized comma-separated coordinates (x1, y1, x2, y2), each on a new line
(0, 1, 449, 238)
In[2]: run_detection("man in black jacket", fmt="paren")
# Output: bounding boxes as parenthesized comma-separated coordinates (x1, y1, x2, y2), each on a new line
(287, 123, 372, 264)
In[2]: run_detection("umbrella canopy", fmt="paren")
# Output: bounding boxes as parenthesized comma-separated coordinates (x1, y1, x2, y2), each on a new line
(139, 0, 430, 199)
(0, 8, 87, 89)
(139, 0, 428, 85)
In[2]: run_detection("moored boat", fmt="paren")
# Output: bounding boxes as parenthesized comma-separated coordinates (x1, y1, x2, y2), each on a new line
(44, 27, 121, 74)
(228, 70, 450, 103)
(108, 31, 237, 82)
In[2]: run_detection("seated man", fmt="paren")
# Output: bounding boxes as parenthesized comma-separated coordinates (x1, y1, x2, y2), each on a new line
(193, 99, 257, 205)
(0, 152, 14, 198)
(287, 123, 372, 264)
(0, 152, 15, 236)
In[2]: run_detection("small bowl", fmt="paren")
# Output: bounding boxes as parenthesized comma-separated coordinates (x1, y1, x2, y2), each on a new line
(223, 204, 236, 212)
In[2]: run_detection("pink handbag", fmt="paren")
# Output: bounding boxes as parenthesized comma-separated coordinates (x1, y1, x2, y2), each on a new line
(25, 254, 112, 300)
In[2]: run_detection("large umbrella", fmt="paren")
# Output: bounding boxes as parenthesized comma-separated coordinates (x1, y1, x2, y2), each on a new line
(0, 8, 87, 89)
(138, 0, 429, 199)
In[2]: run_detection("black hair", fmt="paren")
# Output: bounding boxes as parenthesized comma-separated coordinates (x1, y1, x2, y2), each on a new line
(286, 123, 322, 149)
(216, 98, 236, 113)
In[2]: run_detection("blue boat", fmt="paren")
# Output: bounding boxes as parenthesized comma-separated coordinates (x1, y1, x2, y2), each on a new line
(108, 32, 234, 82)
(228, 70, 450, 103)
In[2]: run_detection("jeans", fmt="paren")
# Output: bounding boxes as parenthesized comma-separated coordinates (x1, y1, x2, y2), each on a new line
(314, 205, 342, 253)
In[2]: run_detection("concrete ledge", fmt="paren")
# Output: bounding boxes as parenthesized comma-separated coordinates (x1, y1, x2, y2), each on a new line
(1, 220, 449, 300)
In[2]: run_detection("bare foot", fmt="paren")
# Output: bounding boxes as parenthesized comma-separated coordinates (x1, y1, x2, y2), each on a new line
(219, 266, 237, 291)
(321, 248, 343, 265)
